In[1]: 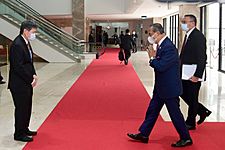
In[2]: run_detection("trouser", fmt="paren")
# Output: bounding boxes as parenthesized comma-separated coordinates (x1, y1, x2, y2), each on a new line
(132, 42, 137, 52)
(139, 92, 190, 140)
(124, 49, 131, 60)
(180, 80, 210, 126)
(10, 87, 33, 137)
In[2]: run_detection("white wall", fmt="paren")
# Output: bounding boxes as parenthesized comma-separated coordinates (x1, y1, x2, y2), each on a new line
(21, 0, 72, 15)
(85, 0, 125, 14)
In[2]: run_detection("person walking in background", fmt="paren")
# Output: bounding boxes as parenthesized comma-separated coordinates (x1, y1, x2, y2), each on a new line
(119, 31, 124, 51)
(127, 23, 192, 147)
(180, 14, 211, 130)
(131, 30, 138, 53)
(8, 20, 38, 142)
(120, 29, 135, 65)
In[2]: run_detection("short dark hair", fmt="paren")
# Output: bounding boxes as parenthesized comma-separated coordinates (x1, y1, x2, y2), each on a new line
(150, 23, 164, 34)
(20, 20, 37, 35)
(125, 29, 130, 34)
(184, 14, 197, 25)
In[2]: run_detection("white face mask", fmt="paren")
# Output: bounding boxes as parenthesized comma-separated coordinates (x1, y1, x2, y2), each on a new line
(148, 36, 155, 44)
(181, 23, 189, 31)
(28, 33, 36, 41)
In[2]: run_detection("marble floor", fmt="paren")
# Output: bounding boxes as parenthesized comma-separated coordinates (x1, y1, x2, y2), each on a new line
(0, 51, 224, 149)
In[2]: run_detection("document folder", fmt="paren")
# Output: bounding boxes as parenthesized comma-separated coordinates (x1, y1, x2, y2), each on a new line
(182, 64, 205, 81)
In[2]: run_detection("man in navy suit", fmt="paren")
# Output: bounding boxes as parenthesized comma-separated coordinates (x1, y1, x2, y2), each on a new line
(127, 23, 192, 147)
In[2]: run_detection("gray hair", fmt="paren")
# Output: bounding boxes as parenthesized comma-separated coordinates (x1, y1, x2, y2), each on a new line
(150, 23, 164, 34)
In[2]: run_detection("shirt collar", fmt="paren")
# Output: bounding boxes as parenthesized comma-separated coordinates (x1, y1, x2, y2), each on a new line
(158, 35, 167, 47)
(21, 35, 29, 45)
(186, 27, 195, 38)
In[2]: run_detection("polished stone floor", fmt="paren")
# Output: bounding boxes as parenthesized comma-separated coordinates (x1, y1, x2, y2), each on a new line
(0, 51, 224, 149)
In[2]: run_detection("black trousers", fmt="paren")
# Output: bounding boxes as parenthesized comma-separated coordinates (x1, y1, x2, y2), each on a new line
(10, 87, 33, 137)
(139, 92, 190, 140)
(181, 80, 209, 126)
(124, 49, 131, 60)
(132, 42, 137, 52)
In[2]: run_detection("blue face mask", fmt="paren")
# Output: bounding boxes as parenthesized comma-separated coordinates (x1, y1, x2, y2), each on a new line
(181, 23, 189, 31)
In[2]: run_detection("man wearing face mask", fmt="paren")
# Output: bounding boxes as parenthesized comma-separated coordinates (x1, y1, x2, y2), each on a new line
(127, 23, 192, 147)
(180, 14, 211, 130)
(8, 20, 38, 142)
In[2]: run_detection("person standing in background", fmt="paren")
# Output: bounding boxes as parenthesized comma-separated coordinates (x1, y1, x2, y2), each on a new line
(88, 31, 94, 52)
(8, 20, 38, 142)
(131, 30, 138, 53)
(102, 31, 108, 48)
(180, 14, 212, 130)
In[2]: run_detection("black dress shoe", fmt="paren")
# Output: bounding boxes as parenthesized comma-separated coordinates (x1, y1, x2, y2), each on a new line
(127, 133, 149, 143)
(171, 139, 193, 147)
(186, 124, 196, 130)
(0, 81, 6, 84)
(124, 59, 128, 65)
(14, 136, 33, 142)
(197, 110, 212, 125)
(26, 130, 37, 136)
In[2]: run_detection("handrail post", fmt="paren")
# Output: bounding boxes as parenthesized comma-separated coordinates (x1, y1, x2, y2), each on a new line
(6, 45, 9, 64)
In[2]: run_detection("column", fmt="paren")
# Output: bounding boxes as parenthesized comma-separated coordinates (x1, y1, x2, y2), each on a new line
(72, 0, 85, 40)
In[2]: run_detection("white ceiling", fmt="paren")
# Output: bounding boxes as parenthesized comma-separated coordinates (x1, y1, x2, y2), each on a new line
(86, 0, 181, 20)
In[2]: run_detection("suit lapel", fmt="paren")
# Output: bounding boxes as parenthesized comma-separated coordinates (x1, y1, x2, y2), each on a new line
(185, 28, 197, 47)
(19, 35, 33, 62)
(156, 37, 168, 55)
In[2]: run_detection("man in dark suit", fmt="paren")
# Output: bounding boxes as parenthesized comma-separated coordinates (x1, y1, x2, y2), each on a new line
(8, 20, 38, 142)
(127, 23, 192, 147)
(121, 29, 135, 65)
(180, 14, 211, 130)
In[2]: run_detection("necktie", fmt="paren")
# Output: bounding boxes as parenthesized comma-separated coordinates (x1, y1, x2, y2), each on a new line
(27, 43, 32, 61)
(181, 34, 187, 52)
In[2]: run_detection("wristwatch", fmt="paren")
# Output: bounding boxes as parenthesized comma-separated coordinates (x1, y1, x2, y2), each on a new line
(149, 56, 155, 63)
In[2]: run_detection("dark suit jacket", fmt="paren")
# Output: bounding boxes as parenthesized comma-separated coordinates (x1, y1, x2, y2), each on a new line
(180, 28, 207, 79)
(121, 34, 135, 50)
(150, 37, 182, 99)
(8, 35, 36, 92)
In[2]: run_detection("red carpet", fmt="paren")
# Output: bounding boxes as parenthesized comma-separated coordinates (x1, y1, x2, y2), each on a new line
(24, 48, 225, 150)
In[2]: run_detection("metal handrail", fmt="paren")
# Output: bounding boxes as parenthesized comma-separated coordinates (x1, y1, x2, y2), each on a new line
(1, 0, 80, 46)
(13, 0, 80, 42)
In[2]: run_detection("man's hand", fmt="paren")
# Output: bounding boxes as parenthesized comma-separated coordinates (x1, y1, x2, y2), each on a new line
(146, 47, 156, 58)
(189, 76, 199, 82)
(31, 75, 38, 87)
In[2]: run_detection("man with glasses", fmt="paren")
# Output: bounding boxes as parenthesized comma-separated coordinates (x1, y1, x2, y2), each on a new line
(180, 14, 212, 130)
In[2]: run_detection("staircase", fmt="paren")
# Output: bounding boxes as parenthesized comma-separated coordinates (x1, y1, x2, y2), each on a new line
(0, 0, 84, 62)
